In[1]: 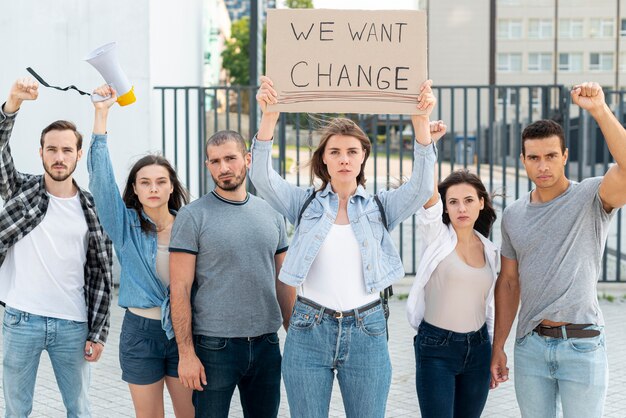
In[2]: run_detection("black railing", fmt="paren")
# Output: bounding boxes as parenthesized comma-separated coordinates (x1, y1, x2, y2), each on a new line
(154, 84, 625, 282)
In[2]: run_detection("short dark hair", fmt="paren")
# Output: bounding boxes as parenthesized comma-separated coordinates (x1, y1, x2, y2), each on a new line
(40, 120, 83, 150)
(205, 130, 247, 158)
(521, 119, 565, 156)
(438, 169, 497, 238)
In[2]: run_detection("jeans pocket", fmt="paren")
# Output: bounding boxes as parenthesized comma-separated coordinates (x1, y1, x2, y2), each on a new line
(265, 333, 280, 345)
(289, 309, 317, 330)
(196, 336, 228, 351)
(419, 334, 447, 347)
(515, 334, 530, 346)
(3, 309, 22, 327)
(569, 335, 604, 353)
(359, 310, 387, 337)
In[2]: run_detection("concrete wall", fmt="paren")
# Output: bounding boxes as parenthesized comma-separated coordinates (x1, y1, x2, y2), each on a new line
(0, 0, 204, 195)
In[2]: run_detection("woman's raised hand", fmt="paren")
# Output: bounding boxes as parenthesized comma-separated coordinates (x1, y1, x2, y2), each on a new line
(257, 76, 279, 116)
(429, 120, 447, 143)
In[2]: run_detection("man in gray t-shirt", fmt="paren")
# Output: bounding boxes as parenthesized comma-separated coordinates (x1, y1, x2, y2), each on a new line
(169, 130, 295, 418)
(490, 82, 626, 418)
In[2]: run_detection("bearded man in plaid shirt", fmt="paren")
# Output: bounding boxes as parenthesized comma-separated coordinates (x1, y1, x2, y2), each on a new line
(0, 77, 112, 417)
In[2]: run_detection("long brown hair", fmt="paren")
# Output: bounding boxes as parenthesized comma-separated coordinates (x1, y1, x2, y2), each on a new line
(310, 118, 371, 191)
(438, 170, 496, 237)
(122, 155, 189, 233)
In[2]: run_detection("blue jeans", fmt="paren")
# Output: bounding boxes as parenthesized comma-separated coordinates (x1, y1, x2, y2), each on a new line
(282, 299, 391, 418)
(193, 332, 281, 418)
(2, 306, 91, 418)
(414, 321, 491, 418)
(514, 326, 608, 418)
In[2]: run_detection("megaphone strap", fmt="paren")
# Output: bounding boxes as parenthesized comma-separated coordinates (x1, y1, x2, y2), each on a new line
(26, 67, 91, 97)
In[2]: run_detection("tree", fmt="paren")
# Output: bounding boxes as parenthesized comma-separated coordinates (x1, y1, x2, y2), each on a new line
(285, 0, 314, 8)
(221, 17, 251, 86)
(221, 0, 313, 85)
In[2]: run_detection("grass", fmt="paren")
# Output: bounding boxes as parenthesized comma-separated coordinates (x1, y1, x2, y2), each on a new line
(598, 293, 616, 303)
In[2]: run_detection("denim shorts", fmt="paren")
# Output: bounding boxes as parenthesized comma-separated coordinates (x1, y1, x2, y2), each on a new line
(119, 309, 180, 385)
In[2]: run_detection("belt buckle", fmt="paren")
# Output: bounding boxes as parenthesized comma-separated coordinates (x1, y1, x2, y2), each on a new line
(333, 311, 343, 319)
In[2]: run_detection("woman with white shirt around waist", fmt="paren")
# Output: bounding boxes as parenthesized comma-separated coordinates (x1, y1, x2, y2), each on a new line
(251, 76, 438, 418)
(87, 85, 194, 418)
(406, 135, 499, 418)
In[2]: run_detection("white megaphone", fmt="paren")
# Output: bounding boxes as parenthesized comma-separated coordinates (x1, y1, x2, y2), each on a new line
(85, 42, 136, 106)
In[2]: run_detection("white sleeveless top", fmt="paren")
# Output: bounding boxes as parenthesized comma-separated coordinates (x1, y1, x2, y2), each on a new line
(300, 224, 380, 311)
(423, 249, 492, 333)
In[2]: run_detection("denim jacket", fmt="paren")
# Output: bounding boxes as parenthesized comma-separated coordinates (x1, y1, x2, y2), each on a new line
(87, 134, 175, 339)
(249, 136, 437, 293)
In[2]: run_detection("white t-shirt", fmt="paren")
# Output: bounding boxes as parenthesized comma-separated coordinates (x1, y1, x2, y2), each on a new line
(300, 223, 380, 311)
(0, 193, 88, 321)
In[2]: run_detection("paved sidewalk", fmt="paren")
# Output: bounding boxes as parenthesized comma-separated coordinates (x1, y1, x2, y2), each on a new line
(0, 281, 624, 417)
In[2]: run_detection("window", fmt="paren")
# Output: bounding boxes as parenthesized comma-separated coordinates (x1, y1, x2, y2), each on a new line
(559, 19, 583, 39)
(528, 19, 553, 39)
(558, 53, 583, 72)
(590, 53, 614, 71)
(497, 88, 518, 106)
(531, 88, 541, 109)
(498, 19, 523, 39)
(498, 0, 521, 5)
(590, 19, 614, 38)
(620, 52, 626, 72)
(497, 53, 522, 72)
(528, 52, 552, 72)
(621, 18, 626, 36)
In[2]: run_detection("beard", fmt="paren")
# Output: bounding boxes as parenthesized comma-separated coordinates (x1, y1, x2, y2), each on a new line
(42, 159, 78, 182)
(212, 167, 246, 192)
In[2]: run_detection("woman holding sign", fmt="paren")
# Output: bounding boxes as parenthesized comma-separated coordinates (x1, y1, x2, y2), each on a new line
(87, 85, 194, 418)
(406, 155, 498, 417)
(250, 75, 438, 417)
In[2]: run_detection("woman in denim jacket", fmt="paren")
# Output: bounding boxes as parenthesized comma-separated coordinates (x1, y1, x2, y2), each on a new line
(86, 85, 193, 418)
(250, 76, 438, 418)
(407, 137, 499, 418)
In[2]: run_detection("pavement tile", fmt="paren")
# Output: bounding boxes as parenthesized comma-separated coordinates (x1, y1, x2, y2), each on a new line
(0, 288, 624, 417)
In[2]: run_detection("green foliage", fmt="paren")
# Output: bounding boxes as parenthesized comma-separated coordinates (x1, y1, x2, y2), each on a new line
(285, 0, 314, 8)
(221, 17, 269, 86)
(221, 18, 251, 85)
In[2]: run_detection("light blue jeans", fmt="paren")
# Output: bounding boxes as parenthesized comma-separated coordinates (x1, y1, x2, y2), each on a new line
(2, 306, 91, 418)
(282, 299, 391, 418)
(514, 326, 607, 418)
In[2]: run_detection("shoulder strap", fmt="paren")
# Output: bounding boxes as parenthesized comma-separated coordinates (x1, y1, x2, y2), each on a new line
(373, 195, 388, 231)
(297, 191, 317, 227)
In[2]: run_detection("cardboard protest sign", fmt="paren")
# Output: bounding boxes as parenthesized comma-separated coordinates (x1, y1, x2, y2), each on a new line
(266, 9, 427, 114)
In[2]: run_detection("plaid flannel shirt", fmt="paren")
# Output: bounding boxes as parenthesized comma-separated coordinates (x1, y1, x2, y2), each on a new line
(0, 107, 112, 344)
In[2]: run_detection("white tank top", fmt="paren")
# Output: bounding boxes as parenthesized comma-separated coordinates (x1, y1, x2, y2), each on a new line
(300, 224, 379, 311)
(423, 249, 492, 333)
(0, 193, 88, 321)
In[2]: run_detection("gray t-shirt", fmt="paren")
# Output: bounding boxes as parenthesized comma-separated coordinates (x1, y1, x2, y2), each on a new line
(501, 177, 616, 338)
(170, 191, 288, 338)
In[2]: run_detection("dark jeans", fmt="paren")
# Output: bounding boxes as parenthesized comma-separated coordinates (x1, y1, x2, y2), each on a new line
(414, 321, 491, 418)
(193, 333, 281, 418)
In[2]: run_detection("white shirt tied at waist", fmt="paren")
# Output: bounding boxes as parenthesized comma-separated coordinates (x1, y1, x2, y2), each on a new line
(406, 199, 500, 341)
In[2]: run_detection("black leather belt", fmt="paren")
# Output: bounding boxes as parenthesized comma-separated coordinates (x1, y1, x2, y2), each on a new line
(533, 323, 600, 339)
(297, 296, 381, 319)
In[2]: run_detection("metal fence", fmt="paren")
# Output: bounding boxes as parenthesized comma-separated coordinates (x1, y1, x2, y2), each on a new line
(155, 84, 625, 281)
